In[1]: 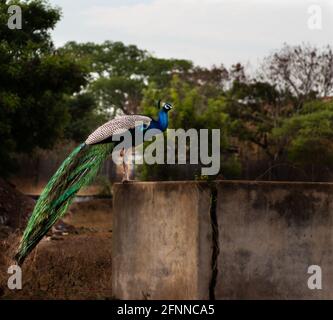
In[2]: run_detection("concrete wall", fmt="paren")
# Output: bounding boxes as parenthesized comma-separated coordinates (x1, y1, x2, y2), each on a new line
(112, 182, 212, 300)
(112, 181, 333, 300)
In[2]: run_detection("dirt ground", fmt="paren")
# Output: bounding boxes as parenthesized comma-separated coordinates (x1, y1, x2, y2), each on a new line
(0, 180, 113, 300)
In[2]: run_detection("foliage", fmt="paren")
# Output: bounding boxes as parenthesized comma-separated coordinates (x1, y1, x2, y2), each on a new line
(64, 93, 107, 142)
(59, 41, 192, 115)
(273, 100, 333, 166)
(1, 3, 333, 183)
(224, 80, 287, 160)
(0, 0, 88, 176)
(138, 75, 240, 180)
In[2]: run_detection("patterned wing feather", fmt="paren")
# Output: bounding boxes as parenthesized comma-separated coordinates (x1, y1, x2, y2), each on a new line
(85, 115, 152, 145)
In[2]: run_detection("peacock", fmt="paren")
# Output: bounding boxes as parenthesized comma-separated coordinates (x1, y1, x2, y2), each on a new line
(14, 101, 173, 265)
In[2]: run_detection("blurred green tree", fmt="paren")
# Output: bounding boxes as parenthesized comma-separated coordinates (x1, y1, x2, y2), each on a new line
(59, 41, 193, 115)
(0, 0, 88, 176)
(273, 100, 333, 167)
(224, 80, 287, 161)
(139, 75, 241, 180)
(64, 92, 107, 143)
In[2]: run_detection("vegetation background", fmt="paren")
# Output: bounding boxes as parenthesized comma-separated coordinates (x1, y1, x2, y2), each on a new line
(1, 0, 333, 186)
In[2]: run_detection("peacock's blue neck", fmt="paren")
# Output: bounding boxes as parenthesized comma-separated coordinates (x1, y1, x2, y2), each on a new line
(147, 109, 169, 132)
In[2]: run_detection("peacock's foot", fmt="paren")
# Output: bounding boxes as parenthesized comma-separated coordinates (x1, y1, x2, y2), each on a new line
(122, 178, 131, 183)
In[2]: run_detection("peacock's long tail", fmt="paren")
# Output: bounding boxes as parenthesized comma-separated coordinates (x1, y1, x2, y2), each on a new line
(14, 142, 114, 265)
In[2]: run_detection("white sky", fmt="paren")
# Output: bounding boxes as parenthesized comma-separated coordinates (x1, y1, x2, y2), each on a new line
(49, 0, 333, 68)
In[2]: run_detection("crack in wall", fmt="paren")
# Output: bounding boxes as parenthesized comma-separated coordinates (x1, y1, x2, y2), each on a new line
(209, 184, 219, 300)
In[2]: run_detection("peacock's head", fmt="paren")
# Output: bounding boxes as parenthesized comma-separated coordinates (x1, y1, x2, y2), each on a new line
(157, 100, 173, 112)
(162, 102, 173, 112)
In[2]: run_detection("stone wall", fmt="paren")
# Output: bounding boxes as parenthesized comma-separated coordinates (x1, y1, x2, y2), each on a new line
(112, 181, 333, 299)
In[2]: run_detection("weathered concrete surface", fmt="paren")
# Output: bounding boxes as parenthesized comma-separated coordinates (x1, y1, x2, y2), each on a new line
(216, 181, 333, 299)
(113, 181, 333, 300)
(112, 182, 212, 300)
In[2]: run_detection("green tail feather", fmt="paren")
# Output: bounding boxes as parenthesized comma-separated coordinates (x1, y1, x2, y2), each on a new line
(15, 142, 114, 265)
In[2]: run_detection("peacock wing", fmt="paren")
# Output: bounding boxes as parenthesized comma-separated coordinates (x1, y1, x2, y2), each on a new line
(85, 115, 152, 145)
